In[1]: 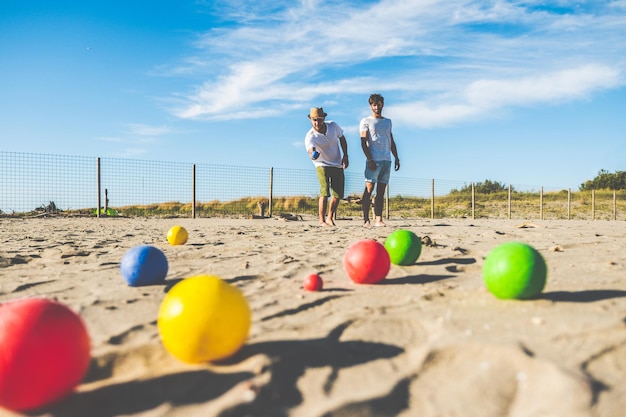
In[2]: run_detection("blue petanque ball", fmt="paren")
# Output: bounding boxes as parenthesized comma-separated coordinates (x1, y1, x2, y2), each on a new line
(120, 245, 169, 286)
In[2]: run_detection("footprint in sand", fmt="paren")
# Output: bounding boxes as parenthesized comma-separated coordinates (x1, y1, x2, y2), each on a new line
(12, 280, 55, 293)
(582, 340, 626, 416)
(107, 324, 146, 346)
(323, 343, 594, 417)
(406, 343, 593, 417)
(0, 253, 39, 267)
(60, 250, 91, 259)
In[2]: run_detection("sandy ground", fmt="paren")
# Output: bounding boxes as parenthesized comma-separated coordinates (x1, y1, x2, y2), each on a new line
(0, 216, 625, 417)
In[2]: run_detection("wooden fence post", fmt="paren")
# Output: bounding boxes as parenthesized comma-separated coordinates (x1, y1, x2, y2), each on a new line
(539, 187, 543, 220)
(269, 167, 274, 218)
(96, 157, 101, 218)
(592, 190, 595, 220)
(431, 179, 435, 219)
(192, 164, 196, 219)
(508, 184, 512, 219)
(567, 188, 571, 220)
(471, 183, 475, 220)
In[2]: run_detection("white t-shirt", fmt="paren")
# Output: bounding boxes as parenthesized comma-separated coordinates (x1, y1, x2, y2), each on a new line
(304, 121, 344, 168)
(359, 116, 392, 161)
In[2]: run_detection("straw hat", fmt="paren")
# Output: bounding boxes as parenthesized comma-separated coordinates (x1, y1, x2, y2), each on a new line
(307, 107, 327, 119)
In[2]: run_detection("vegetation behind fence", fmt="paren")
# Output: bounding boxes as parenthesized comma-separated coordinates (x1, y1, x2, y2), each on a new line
(0, 151, 624, 220)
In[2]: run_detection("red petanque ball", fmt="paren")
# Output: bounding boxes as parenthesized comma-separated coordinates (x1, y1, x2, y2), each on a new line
(0, 298, 91, 411)
(303, 273, 323, 291)
(120, 245, 169, 287)
(343, 239, 390, 284)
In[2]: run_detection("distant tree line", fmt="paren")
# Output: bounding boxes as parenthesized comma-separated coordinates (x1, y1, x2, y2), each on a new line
(579, 170, 626, 191)
(450, 179, 512, 194)
(449, 170, 626, 194)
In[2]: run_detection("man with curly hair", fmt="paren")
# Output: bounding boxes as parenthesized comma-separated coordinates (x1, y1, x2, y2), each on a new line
(359, 94, 400, 227)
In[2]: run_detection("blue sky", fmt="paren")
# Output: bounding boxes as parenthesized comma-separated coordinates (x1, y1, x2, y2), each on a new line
(1, 0, 625, 191)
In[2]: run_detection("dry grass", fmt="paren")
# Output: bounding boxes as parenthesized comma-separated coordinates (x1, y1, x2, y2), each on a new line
(4, 190, 625, 221)
(100, 190, 626, 221)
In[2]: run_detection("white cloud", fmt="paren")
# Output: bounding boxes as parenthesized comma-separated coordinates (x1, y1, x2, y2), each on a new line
(390, 64, 621, 128)
(127, 124, 172, 136)
(95, 125, 170, 157)
(610, 0, 626, 10)
(95, 136, 125, 143)
(466, 65, 620, 107)
(116, 147, 149, 158)
(169, 0, 626, 126)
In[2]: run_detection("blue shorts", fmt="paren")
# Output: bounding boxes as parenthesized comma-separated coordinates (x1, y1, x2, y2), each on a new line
(364, 160, 391, 184)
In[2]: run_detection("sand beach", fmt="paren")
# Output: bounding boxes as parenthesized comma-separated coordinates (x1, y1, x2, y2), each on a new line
(0, 216, 624, 417)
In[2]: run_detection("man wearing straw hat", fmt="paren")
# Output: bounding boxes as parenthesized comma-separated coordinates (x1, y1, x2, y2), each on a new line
(304, 107, 349, 227)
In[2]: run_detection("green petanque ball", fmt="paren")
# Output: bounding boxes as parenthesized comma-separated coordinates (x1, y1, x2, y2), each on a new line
(384, 229, 422, 266)
(482, 241, 547, 299)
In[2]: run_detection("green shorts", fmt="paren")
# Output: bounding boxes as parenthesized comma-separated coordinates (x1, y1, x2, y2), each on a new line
(316, 166, 345, 199)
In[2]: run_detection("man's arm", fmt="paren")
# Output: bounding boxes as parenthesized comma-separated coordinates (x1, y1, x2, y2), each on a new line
(361, 134, 377, 169)
(390, 133, 400, 171)
(339, 135, 349, 168)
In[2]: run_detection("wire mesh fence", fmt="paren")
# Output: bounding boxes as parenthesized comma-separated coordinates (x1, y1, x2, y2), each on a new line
(1, 151, 624, 220)
(0, 152, 95, 215)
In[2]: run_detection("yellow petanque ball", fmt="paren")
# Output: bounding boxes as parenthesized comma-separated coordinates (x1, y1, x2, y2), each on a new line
(157, 275, 251, 363)
(167, 226, 188, 245)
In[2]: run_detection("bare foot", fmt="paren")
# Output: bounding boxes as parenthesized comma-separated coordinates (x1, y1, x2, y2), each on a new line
(374, 221, 387, 227)
(363, 220, 371, 228)
(319, 221, 332, 227)
(325, 217, 336, 226)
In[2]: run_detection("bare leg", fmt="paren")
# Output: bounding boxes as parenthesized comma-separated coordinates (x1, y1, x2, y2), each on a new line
(374, 183, 387, 226)
(362, 182, 375, 227)
(319, 196, 330, 226)
(327, 196, 339, 226)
